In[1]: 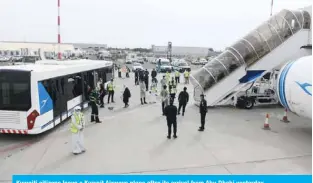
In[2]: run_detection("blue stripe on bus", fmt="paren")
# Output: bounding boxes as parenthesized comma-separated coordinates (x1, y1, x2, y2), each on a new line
(278, 61, 295, 110)
(38, 82, 53, 115)
(41, 120, 53, 130)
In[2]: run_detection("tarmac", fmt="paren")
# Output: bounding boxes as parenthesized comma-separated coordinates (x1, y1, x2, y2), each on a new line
(0, 69, 311, 181)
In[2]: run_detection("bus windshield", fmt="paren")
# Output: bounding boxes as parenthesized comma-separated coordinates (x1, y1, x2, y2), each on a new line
(180, 62, 188, 66)
(161, 61, 170, 66)
(0, 70, 31, 111)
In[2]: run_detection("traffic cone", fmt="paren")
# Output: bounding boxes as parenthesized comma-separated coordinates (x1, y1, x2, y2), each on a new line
(281, 109, 290, 123)
(263, 113, 271, 130)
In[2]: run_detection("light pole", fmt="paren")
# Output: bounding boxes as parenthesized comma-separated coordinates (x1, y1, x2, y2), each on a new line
(57, 0, 61, 60)
(270, 0, 273, 16)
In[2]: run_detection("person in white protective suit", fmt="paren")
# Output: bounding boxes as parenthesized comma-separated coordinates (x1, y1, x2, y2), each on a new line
(140, 80, 147, 105)
(70, 106, 86, 155)
(149, 80, 158, 104)
(96, 78, 103, 91)
(160, 85, 169, 116)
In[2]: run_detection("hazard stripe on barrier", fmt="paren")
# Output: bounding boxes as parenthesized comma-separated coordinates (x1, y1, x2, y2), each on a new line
(0, 129, 28, 134)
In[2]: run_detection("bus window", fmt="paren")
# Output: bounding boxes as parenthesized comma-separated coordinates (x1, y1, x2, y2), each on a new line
(56, 79, 60, 93)
(73, 74, 83, 97)
(0, 71, 31, 111)
(87, 71, 94, 89)
(61, 78, 65, 94)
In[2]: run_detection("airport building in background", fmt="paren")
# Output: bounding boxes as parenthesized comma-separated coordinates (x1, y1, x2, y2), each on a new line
(72, 43, 107, 50)
(0, 41, 75, 56)
(151, 45, 220, 58)
(0, 41, 107, 57)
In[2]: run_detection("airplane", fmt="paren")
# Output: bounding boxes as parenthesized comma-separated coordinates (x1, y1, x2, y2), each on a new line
(276, 55, 312, 120)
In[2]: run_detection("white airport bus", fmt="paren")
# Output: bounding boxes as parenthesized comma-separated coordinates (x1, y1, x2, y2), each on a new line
(0, 59, 113, 135)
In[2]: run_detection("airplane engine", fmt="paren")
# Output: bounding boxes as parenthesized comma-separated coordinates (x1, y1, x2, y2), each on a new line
(277, 55, 312, 120)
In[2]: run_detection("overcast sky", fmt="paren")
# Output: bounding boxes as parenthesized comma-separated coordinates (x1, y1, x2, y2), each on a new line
(0, 0, 311, 50)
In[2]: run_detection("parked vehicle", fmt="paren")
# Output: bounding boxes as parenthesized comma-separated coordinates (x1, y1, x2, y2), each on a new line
(125, 59, 132, 64)
(146, 57, 155, 63)
(0, 59, 113, 134)
(199, 58, 208, 65)
(191, 59, 201, 65)
(234, 70, 280, 109)
(132, 62, 144, 72)
(151, 58, 158, 64)
(0, 56, 11, 62)
(134, 58, 144, 64)
(156, 58, 173, 73)
(173, 62, 191, 72)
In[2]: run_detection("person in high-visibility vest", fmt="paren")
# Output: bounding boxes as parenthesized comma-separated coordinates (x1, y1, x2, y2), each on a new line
(107, 79, 115, 103)
(165, 71, 170, 84)
(184, 70, 190, 84)
(169, 77, 175, 87)
(70, 106, 86, 155)
(89, 87, 102, 123)
(169, 80, 177, 102)
(175, 70, 180, 84)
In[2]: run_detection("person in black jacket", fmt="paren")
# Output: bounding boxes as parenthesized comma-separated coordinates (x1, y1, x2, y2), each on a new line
(99, 84, 106, 108)
(139, 70, 144, 82)
(164, 99, 178, 139)
(122, 86, 131, 108)
(178, 87, 189, 116)
(118, 66, 122, 78)
(126, 66, 130, 78)
(144, 69, 149, 91)
(134, 70, 139, 85)
(151, 68, 157, 81)
(199, 94, 207, 131)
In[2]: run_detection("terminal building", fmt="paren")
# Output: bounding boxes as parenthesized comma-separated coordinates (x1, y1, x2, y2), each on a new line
(0, 41, 107, 57)
(151, 45, 219, 58)
(0, 41, 75, 57)
(71, 43, 107, 50)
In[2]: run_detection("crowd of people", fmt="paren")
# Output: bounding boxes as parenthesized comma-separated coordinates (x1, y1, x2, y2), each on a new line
(70, 66, 209, 154)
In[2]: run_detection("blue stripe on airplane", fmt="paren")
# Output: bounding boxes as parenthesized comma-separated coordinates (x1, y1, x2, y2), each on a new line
(278, 61, 295, 110)
(295, 81, 312, 96)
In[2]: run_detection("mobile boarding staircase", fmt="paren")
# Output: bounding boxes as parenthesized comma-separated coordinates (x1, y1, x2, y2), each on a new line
(190, 7, 312, 107)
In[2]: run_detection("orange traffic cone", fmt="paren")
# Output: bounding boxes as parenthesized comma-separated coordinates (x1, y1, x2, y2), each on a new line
(281, 109, 290, 123)
(263, 113, 270, 130)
